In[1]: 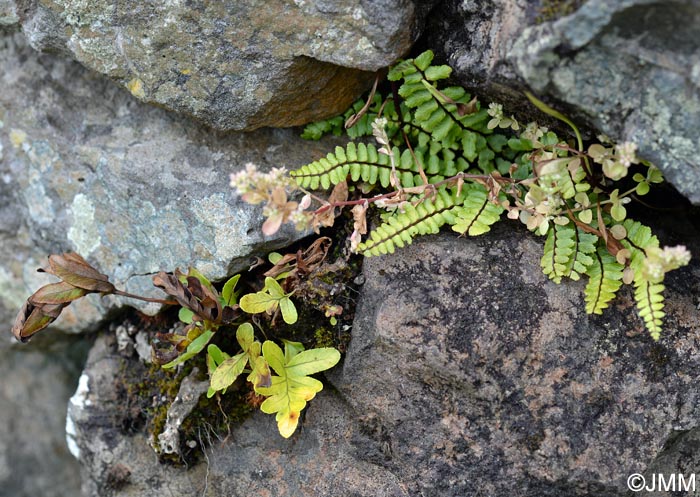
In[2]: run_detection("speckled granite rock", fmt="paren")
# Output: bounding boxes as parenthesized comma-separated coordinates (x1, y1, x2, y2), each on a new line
(11, 0, 434, 131)
(428, 0, 700, 205)
(69, 208, 700, 496)
(0, 32, 341, 328)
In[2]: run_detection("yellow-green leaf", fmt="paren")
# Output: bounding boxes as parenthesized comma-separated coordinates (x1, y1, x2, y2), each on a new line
(279, 297, 298, 324)
(221, 274, 241, 306)
(264, 277, 286, 299)
(255, 340, 341, 438)
(286, 348, 341, 376)
(210, 352, 247, 391)
(162, 328, 214, 369)
(236, 322, 255, 351)
(178, 307, 194, 324)
(239, 291, 278, 314)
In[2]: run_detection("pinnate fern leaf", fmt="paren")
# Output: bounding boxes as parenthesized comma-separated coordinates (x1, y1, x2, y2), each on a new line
(584, 248, 624, 314)
(292, 142, 398, 190)
(621, 219, 659, 269)
(634, 278, 665, 339)
(541, 225, 597, 283)
(450, 185, 504, 236)
(358, 187, 464, 256)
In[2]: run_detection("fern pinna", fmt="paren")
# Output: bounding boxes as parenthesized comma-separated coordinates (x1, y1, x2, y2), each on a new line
(235, 50, 690, 339)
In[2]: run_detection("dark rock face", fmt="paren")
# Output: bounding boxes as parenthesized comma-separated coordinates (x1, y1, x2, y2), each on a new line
(335, 223, 700, 496)
(70, 214, 700, 496)
(428, 0, 700, 205)
(10, 0, 434, 131)
(0, 333, 90, 497)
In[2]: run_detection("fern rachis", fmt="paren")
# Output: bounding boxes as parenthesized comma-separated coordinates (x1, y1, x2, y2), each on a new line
(234, 50, 691, 339)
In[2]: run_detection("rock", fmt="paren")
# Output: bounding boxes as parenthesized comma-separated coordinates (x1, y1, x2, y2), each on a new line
(332, 219, 700, 496)
(0, 0, 18, 27)
(12, 0, 434, 131)
(428, 0, 700, 205)
(0, 332, 90, 497)
(68, 331, 408, 497)
(69, 204, 700, 496)
(0, 32, 343, 328)
(156, 367, 209, 456)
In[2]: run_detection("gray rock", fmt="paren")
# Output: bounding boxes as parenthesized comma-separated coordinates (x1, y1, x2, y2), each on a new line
(13, 0, 433, 131)
(69, 206, 700, 496)
(156, 367, 209, 456)
(0, 32, 343, 329)
(428, 0, 700, 205)
(0, 332, 90, 497)
(0, 0, 18, 27)
(68, 331, 408, 497)
(511, 0, 700, 205)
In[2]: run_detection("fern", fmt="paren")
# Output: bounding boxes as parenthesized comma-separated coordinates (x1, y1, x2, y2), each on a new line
(450, 186, 504, 236)
(621, 219, 659, 269)
(261, 50, 691, 339)
(584, 248, 624, 314)
(633, 278, 665, 339)
(541, 224, 597, 284)
(357, 187, 464, 256)
(292, 142, 398, 190)
(618, 219, 667, 337)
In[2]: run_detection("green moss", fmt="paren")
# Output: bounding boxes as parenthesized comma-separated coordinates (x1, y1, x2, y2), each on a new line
(536, 0, 585, 23)
(313, 327, 336, 348)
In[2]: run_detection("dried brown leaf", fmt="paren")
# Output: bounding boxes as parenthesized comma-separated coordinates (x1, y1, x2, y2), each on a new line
(316, 182, 348, 228)
(456, 96, 478, 116)
(153, 271, 202, 316)
(12, 300, 68, 342)
(48, 253, 115, 293)
(351, 202, 368, 236)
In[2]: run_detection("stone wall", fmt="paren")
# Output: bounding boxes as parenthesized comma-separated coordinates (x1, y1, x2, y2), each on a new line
(1, 1, 699, 495)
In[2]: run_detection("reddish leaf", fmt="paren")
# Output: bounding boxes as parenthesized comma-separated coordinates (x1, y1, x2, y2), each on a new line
(262, 212, 284, 236)
(12, 300, 67, 342)
(48, 253, 115, 293)
(153, 271, 202, 314)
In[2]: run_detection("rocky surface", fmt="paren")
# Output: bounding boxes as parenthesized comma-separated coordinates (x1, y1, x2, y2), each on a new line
(4, 2, 700, 496)
(69, 210, 700, 496)
(0, 32, 344, 329)
(0, 332, 89, 497)
(8, 0, 435, 131)
(428, 0, 700, 205)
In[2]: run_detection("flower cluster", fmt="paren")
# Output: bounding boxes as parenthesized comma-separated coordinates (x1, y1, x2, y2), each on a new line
(230, 163, 312, 235)
(588, 142, 639, 181)
(643, 245, 692, 283)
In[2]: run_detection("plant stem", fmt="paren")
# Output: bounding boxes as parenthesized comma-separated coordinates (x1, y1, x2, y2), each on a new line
(113, 289, 177, 305)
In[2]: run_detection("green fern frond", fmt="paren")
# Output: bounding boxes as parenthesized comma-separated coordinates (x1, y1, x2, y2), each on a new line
(634, 277, 665, 339)
(570, 230, 598, 279)
(621, 219, 659, 269)
(291, 142, 399, 190)
(584, 248, 624, 314)
(301, 115, 345, 140)
(541, 225, 598, 283)
(619, 219, 666, 337)
(291, 141, 475, 191)
(450, 186, 504, 236)
(400, 80, 489, 151)
(538, 157, 588, 200)
(358, 188, 465, 256)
